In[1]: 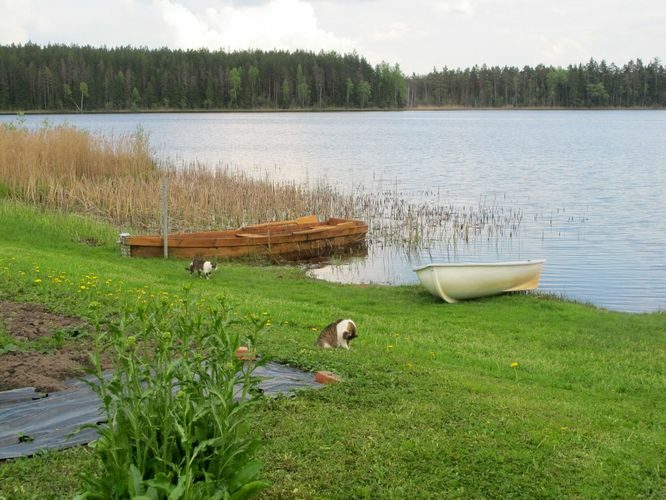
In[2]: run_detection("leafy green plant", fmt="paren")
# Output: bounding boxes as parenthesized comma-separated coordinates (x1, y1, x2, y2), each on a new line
(0, 328, 19, 355)
(77, 291, 269, 499)
(17, 432, 34, 443)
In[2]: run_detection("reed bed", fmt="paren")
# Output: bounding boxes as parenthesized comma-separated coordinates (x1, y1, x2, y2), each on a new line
(0, 123, 522, 249)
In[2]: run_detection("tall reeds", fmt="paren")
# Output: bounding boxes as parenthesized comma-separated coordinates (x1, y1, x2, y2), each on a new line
(0, 122, 522, 249)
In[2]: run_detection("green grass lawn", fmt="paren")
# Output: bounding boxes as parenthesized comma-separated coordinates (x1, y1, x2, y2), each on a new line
(0, 200, 665, 499)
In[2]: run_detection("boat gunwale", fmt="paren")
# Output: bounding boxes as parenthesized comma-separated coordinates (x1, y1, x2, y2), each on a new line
(125, 218, 367, 247)
(413, 259, 546, 273)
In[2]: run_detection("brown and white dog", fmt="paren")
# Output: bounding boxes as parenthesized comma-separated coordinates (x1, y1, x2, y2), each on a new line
(314, 319, 358, 349)
(186, 258, 217, 279)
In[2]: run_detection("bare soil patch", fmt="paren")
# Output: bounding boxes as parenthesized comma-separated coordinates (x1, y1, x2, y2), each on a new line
(0, 301, 92, 393)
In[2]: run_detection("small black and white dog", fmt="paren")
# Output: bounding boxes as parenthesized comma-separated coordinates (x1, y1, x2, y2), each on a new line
(186, 258, 217, 279)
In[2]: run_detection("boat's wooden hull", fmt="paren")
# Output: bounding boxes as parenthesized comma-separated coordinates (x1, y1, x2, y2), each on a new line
(122, 216, 368, 260)
(413, 260, 545, 303)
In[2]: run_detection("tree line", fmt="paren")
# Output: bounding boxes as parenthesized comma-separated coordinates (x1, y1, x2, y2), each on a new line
(0, 43, 405, 111)
(0, 43, 663, 111)
(406, 59, 665, 108)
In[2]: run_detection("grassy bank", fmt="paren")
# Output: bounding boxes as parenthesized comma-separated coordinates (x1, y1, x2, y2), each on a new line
(0, 199, 664, 498)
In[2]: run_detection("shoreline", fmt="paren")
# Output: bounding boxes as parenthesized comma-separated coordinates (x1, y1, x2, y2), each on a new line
(2, 106, 665, 116)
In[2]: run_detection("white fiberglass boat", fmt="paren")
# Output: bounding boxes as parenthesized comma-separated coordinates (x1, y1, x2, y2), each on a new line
(413, 259, 545, 303)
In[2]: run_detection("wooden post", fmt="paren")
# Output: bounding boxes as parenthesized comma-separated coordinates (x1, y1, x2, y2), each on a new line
(161, 175, 169, 259)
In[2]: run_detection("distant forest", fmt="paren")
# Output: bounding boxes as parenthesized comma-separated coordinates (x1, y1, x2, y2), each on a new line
(407, 59, 665, 108)
(0, 43, 664, 111)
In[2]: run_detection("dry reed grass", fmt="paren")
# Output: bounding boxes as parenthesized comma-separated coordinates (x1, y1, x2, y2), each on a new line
(0, 123, 522, 249)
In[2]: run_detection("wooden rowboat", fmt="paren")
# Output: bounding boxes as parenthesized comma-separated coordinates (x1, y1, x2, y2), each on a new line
(413, 259, 545, 303)
(120, 215, 368, 260)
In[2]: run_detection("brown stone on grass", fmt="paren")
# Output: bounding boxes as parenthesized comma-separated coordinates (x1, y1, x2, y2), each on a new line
(315, 371, 342, 385)
(234, 346, 257, 361)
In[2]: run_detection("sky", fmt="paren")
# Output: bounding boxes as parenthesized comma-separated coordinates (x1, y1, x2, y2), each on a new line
(1, 0, 664, 74)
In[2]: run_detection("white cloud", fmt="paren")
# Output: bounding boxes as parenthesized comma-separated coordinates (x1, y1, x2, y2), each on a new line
(0, 0, 171, 48)
(452, 1, 475, 16)
(538, 35, 595, 65)
(0, 0, 355, 54)
(154, 0, 355, 52)
(368, 22, 412, 42)
(0, 1, 33, 43)
(432, 1, 476, 16)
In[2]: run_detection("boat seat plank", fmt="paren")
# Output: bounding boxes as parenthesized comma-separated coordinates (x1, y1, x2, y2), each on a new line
(236, 233, 268, 238)
(240, 223, 316, 235)
(329, 221, 356, 229)
(247, 215, 318, 229)
(292, 226, 335, 235)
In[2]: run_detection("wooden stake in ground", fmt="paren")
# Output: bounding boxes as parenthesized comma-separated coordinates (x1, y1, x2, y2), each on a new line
(161, 175, 169, 258)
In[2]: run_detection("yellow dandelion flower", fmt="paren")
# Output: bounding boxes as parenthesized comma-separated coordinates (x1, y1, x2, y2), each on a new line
(511, 362, 519, 368)
(34, 278, 42, 283)
(80, 285, 87, 290)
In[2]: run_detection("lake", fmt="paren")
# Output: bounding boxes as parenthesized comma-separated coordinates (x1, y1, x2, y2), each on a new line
(3, 110, 665, 313)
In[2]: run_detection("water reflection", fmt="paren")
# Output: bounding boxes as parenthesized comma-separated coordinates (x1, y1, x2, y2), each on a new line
(308, 245, 417, 286)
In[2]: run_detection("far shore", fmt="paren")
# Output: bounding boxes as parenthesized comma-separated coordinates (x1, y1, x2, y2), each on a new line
(2, 105, 665, 116)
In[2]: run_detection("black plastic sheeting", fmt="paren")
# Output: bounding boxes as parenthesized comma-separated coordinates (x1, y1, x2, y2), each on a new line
(0, 362, 321, 460)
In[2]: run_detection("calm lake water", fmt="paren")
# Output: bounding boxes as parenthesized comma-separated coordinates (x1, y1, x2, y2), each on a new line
(3, 110, 665, 313)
